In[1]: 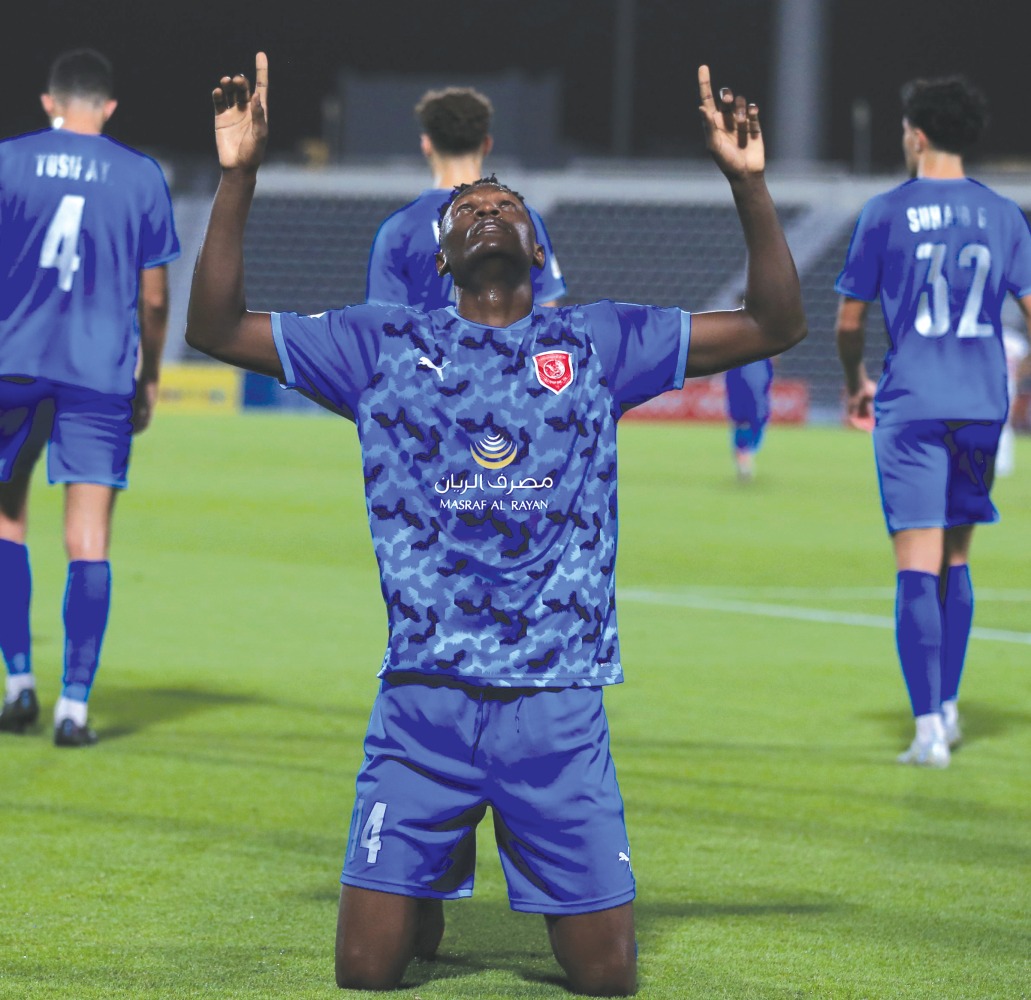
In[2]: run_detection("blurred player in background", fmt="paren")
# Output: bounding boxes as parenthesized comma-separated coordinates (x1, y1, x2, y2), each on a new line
(725, 357, 773, 480)
(0, 49, 179, 747)
(366, 85, 566, 308)
(835, 75, 1031, 768)
(186, 54, 804, 995)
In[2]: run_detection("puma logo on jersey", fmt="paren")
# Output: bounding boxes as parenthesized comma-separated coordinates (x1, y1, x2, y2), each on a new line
(417, 356, 451, 380)
(618, 850, 632, 871)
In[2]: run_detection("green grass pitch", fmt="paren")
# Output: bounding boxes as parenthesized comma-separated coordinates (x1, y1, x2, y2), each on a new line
(2, 413, 1028, 1000)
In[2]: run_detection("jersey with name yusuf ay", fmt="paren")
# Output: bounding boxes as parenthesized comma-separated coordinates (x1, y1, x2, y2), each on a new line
(836, 177, 1031, 426)
(366, 189, 567, 308)
(0, 128, 180, 397)
(273, 300, 690, 688)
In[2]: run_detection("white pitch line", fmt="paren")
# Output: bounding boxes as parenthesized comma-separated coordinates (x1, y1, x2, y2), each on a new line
(676, 586, 1031, 603)
(620, 589, 1031, 646)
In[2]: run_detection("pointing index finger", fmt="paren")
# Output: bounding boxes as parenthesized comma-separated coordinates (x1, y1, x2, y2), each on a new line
(698, 64, 714, 110)
(254, 51, 269, 115)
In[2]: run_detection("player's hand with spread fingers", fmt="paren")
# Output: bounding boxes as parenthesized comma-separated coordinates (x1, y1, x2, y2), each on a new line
(697, 65, 764, 181)
(212, 52, 269, 175)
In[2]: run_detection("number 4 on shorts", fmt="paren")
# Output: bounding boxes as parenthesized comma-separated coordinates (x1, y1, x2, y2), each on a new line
(360, 801, 387, 863)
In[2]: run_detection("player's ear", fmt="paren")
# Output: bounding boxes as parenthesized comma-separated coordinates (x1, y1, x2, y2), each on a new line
(481, 135, 494, 158)
(40, 93, 55, 119)
(435, 250, 451, 277)
(532, 243, 545, 271)
(420, 134, 433, 159)
(102, 99, 118, 125)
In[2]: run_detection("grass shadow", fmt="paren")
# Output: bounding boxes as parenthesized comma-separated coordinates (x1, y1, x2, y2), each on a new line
(384, 894, 842, 993)
(862, 698, 1031, 747)
(91, 685, 267, 741)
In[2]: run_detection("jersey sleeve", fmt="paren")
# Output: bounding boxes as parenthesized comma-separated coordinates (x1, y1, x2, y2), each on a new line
(271, 305, 386, 416)
(529, 206, 567, 303)
(365, 218, 413, 305)
(583, 300, 690, 413)
(1004, 201, 1031, 298)
(835, 199, 887, 302)
(139, 158, 180, 269)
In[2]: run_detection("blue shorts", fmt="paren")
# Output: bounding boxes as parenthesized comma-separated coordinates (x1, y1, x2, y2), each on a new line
(341, 674, 635, 915)
(873, 419, 1001, 534)
(0, 377, 133, 488)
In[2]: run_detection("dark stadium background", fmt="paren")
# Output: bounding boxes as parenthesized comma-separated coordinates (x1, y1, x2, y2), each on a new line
(0, 0, 1022, 172)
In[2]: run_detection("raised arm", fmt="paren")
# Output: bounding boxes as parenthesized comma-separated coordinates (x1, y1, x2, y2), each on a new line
(184, 52, 282, 378)
(684, 66, 807, 377)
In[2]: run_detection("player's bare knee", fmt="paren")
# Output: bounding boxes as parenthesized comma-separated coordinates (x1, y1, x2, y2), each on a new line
(334, 948, 407, 991)
(565, 956, 638, 998)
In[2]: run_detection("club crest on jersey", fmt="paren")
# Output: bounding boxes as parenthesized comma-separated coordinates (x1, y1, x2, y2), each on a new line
(532, 351, 574, 394)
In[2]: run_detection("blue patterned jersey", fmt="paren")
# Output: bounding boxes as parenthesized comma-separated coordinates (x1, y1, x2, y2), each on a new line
(0, 128, 180, 396)
(836, 177, 1031, 425)
(366, 189, 567, 308)
(273, 301, 689, 687)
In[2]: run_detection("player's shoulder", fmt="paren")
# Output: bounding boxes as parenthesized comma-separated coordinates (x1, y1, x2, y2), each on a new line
(339, 300, 430, 327)
(384, 189, 449, 227)
(861, 179, 918, 214)
(373, 190, 447, 245)
(965, 177, 1028, 217)
(0, 126, 51, 149)
(95, 135, 168, 174)
(0, 127, 56, 166)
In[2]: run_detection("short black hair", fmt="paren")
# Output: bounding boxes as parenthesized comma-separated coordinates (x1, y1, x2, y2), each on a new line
(415, 87, 493, 156)
(48, 49, 114, 102)
(901, 75, 988, 155)
(437, 174, 529, 226)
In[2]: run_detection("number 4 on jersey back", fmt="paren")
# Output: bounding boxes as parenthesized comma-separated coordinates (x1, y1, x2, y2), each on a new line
(39, 194, 85, 292)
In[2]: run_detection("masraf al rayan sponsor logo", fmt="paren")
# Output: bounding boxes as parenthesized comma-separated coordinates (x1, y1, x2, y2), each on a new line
(434, 428, 554, 511)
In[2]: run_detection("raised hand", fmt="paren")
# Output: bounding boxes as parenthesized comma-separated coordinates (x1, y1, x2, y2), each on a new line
(697, 65, 764, 180)
(212, 52, 269, 174)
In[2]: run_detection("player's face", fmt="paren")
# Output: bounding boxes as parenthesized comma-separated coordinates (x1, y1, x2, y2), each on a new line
(437, 185, 542, 278)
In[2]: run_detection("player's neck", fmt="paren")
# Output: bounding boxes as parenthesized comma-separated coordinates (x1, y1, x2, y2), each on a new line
(454, 280, 534, 328)
(51, 118, 104, 136)
(917, 149, 965, 180)
(432, 155, 486, 190)
(47, 96, 110, 136)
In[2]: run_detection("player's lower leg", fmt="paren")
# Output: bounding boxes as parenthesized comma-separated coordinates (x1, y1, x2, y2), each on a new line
(895, 570, 949, 767)
(545, 903, 637, 997)
(940, 564, 973, 747)
(54, 559, 111, 747)
(0, 539, 38, 732)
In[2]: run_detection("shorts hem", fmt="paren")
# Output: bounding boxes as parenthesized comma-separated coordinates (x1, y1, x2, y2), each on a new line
(508, 887, 636, 916)
(340, 873, 473, 901)
(49, 475, 128, 490)
(887, 514, 999, 534)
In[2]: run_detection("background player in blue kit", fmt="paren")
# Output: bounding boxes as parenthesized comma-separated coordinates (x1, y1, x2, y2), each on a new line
(186, 54, 804, 995)
(836, 75, 1031, 768)
(725, 357, 773, 481)
(366, 85, 566, 308)
(0, 50, 180, 746)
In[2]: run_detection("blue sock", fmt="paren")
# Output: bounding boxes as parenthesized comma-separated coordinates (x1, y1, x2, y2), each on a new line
(895, 570, 943, 717)
(941, 565, 974, 704)
(0, 539, 32, 675)
(62, 560, 111, 703)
